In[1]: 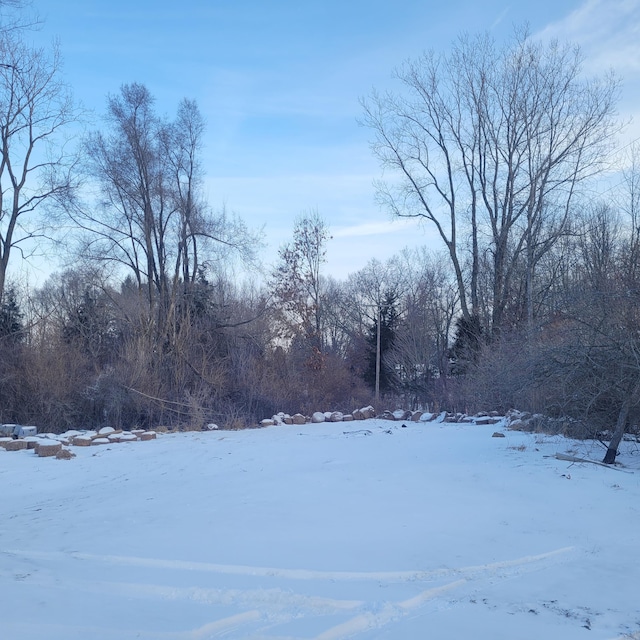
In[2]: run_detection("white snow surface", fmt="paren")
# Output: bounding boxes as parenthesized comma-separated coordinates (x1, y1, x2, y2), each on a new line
(1, 419, 640, 639)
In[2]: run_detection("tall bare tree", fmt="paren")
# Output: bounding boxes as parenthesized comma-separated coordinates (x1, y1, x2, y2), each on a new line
(0, 30, 77, 302)
(362, 28, 619, 337)
(271, 209, 330, 351)
(68, 84, 255, 338)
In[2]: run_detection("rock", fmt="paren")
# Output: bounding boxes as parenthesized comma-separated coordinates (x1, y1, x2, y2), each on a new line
(37, 441, 63, 456)
(393, 409, 411, 421)
(283, 417, 293, 425)
(361, 406, 376, 419)
(411, 411, 423, 422)
(24, 437, 43, 450)
(98, 426, 116, 436)
(140, 431, 157, 441)
(329, 411, 343, 422)
(323, 411, 333, 421)
(508, 419, 527, 431)
(492, 431, 506, 438)
(476, 417, 501, 425)
(419, 412, 435, 422)
(4, 439, 28, 451)
(260, 419, 275, 427)
(292, 413, 306, 425)
(119, 433, 138, 442)
(352, 409, 365, 420)
(91, 437, 110, 445)
(72, 435, 93, 446)
(342, 414, 354, 422)
(205, 423, 219, 430)
(311, 412, 325, 423)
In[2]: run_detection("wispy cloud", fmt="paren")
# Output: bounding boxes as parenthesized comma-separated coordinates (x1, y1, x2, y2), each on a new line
(536, 0, 640, 75)
(490, 6, 511, 30)
(333, 219, 421, 239)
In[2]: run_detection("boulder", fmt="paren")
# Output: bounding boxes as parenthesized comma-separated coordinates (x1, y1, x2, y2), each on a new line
(119, 433, 138, 442)
(352, 409, 365, 420)
(260, 419, 275, 427)
(24, 436, 43, 450)
(410, 411, 423, 422)
(91, 437, 110, 445)
(311, 412, 325, 423)
(292, 413, 306, 425)
(508, 419, 527, 431)
(37, 441, 62, 457)
(72, 435, 93, 446)
(329, 411, 344, 422)
(342, 414, 354, 422)
(360, 406, 376, 419)
(140, 431, 157, 441)
(98, 426, 116, 436)
(4, 439, 28, 451)
(492, 431, 506, 438)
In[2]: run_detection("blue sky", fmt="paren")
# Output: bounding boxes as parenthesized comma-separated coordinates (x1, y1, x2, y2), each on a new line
(25, 0, 640, 280)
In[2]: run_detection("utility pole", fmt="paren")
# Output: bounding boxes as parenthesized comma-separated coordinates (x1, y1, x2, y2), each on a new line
(375, 304, 381, 402)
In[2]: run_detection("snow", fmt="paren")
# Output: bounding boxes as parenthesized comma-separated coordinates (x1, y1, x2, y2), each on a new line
(1, 419, 639, 639)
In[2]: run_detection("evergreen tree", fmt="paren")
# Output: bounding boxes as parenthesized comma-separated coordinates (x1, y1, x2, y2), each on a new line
(0, 287, 24, 344)
(449, 314, 483, 375)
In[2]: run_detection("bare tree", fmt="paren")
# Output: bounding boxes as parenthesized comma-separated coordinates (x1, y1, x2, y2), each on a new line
(271, 209, 330, 351)
(67, 84, 256, 338)
(0, 31, 77, 302)
(388, 247, 459, 405)
(362, 28, 619, 337)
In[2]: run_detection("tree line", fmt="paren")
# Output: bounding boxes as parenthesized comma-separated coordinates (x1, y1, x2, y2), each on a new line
(1, 6, 638, 461)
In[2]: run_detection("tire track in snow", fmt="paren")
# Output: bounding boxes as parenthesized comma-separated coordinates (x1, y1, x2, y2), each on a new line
(314, 580, 467, 640)
(4, 546, 576, 639)
(5, 545, 575, 582)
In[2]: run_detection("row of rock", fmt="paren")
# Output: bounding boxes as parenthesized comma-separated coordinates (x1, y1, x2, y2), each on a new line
(0, 426, 158, 459)
(258, 407, 504, 427)
(259, 406, 377, 428)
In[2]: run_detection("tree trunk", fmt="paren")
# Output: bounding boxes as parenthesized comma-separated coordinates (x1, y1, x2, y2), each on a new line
(603, 398, 630, 464)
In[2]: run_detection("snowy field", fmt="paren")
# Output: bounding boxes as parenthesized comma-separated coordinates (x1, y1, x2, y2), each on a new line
(1, 418, 640, 640)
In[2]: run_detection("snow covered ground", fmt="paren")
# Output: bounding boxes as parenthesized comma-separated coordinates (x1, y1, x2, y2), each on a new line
(1, 418, 640, 640)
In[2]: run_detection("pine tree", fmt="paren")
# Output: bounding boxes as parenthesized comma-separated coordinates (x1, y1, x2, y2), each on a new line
(0, 287, 24, 344)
